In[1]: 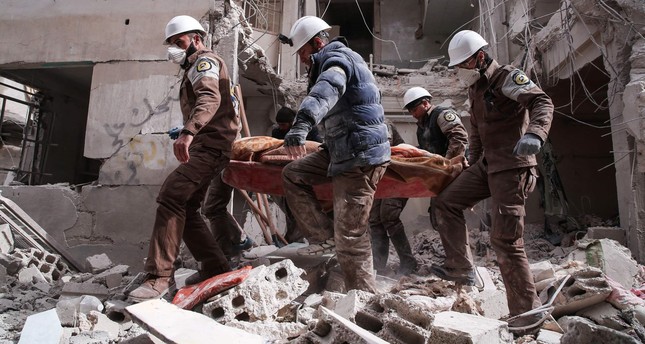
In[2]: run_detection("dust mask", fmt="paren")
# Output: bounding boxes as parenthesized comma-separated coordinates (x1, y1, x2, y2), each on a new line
(457, 68, 481, 87)
(167, 45, 186, 65)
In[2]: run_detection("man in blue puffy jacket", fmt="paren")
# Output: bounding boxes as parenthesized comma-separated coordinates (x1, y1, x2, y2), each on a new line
(279, 16, 390, 293)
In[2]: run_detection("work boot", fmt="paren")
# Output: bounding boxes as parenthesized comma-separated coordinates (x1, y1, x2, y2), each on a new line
(389, 230, 418, 275)
(429, 264, 475, 286)
(128, 274, 175, 302)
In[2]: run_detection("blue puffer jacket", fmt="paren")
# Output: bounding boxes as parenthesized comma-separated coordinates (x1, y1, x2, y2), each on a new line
(298, 38, 390, 176)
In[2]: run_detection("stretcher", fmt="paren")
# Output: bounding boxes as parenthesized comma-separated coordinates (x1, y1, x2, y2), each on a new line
(222, 136, 465, 200)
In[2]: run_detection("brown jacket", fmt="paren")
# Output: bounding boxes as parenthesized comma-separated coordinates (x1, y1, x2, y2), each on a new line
(467, 60, 553, 173)
(180, 50, 239, 156)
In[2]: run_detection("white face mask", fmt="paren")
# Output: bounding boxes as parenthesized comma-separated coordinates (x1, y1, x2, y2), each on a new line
(167, 45, 186, 65)
(457, 68, 481, 87)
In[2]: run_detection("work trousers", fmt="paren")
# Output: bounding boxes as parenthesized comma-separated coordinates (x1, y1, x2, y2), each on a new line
(144, 146, 231, 278)
(282, 150, 387, 293)
(369, 198, 416, 271)
(202, 173, 243, 256)
(430, 159, 540, 315)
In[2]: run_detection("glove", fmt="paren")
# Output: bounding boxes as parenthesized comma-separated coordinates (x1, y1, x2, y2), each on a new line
(513, 133, 542, 156)
(168, 126, 182, 140)
(283, 119, 312, 147)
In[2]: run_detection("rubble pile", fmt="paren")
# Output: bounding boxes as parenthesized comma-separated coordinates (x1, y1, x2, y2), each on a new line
(1, 224, 645, 343)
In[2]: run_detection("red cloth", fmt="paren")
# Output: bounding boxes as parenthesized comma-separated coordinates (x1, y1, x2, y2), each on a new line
(172, 266, 252, 309)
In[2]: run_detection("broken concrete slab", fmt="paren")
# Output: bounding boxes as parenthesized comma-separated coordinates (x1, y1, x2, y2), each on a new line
(531, 260, 556, 283)
(333, 290, 375, 321)
(126, 299, 265, 344)
(88, 311, 121, 341)
(576, 301, 630, 331)
(264, 242, 336, 294)
(18, 266, 47, 284)
(474, 289, 509, 320)
(85, 253, 113, 274)
(537, 329, 563, 344)
(0, 223, 13, 254)
(568, 238, 639, 288)
(17, 308, 63, 344)
(61, 282, 110, 301)
(226, 319, 307, 341)
(55, 295, 104, 326)
(202, 259, 308, 323)
(302, 306, 389, 344)
(560, 316, 641, 344)
(429, 311, 513, 344)
(551, 267, 613, 317)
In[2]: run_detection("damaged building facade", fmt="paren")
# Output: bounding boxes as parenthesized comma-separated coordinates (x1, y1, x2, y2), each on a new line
(0, 0, 643, 272)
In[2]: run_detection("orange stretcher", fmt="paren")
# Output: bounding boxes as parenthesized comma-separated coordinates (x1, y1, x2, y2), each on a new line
(222, 136, 465, 200)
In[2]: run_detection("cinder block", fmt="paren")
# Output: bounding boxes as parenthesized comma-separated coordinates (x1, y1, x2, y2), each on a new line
(551, 267, 612, 317)
(378, 315, 431, 344)
(202, 259, 308, 322)
(429, 311, 513, 344)
(333, 290, 375, 321)
(303, 306, 388, 344)
(12, 248, 68, 283)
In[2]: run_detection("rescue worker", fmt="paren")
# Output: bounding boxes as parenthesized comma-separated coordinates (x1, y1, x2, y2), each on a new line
(402, 86, 468, 159)
(129, 15, 239, 301)
(270, 106, 322, 243)
(280, 16, 390, 293)
(369, 121, 417, 275)
(429, 30, 553, 332)
(271, 106, 322, 142)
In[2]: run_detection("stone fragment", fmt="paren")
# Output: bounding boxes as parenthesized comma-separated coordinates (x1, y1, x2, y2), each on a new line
(585, 226, 625, 244)
(474, 289, 509, 320)
(61, 282, 110, 301)
(530, 260, 556, 283)
(18, 266, 47, 284)
(568, 238, 639, 288)
(576, 302, 629, 331)
(537, 329, 563, 344)
(88, 311, 120, 341)
(0, 223, 13, 254)
(560, 317, 640, 344)
(551, 267, 612, 317)
(85, 253, 113, 274)
(429, 311, 513, 344)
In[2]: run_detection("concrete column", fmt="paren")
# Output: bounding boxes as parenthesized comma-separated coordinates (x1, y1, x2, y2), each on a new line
(278, 1, 299, 80)
(604, 26, 645, 263)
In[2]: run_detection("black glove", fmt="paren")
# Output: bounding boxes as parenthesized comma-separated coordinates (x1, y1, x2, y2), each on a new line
(513, 133, 542, 156)
(168, 126, 182, 140)
(284, 118, 312, 147)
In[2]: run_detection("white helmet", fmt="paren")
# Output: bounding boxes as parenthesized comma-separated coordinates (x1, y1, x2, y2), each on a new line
(287, 16, 331, 52)
(164, 15, 206, 45)
(403, 87, 432, 109)
(447, 30, 488, 67)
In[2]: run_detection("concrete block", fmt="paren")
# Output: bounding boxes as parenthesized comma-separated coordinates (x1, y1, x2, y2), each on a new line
(61, 282, 110, 301)
(560, 317, 640, 344)
(576, 302, 629, 331)
(13, 248, 69, 283)
(429, 311, 513, 344)
(585, 226, 626, 244)
(18, 266, 47, 284)
(88, 264, 129, 282)
(86, 253, 113, 274)
(568, 238, 639, 288)
(18, 309, 63, 344)
(378, 315, 432, 344)
(0, 223, 13, 254)
(376, 293, 437, 329)
(304, 306, 389, 344)
(202, 259, 308, 322)
(68, 330, 111, 344)
(474, 289, 509, 320)
(265, 243, 336, 295)
(531, 260, 556, 283)
(551, 267, 613, 317)
(536, 329, 563, 344)
(226, 319, 307, 340)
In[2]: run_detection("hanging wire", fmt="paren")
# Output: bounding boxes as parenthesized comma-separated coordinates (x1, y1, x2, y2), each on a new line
(353, 0, 402, 62)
